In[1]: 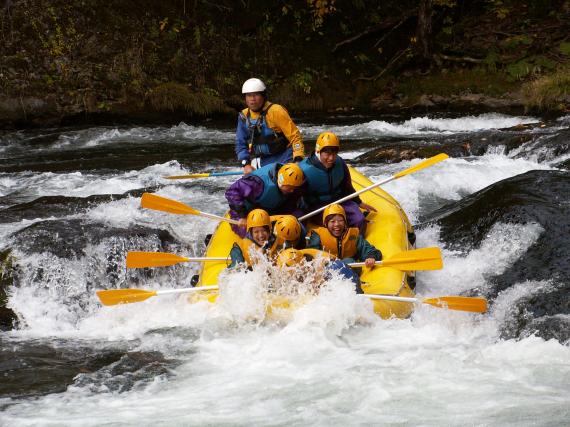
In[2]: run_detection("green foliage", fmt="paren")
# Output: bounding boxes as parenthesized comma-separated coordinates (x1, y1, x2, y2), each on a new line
(291, 69, 315, 94)
(506, 60, 531, 79)
(434, 0, 457, 6)
(148, 82, 230, 116)
(501, 35, 533, 51)
(483, 50, 500, 73)
(487, 0, 511, 19)
(354, 53, 371, 65)
(395, 68, 517, 98)
(560, 42, 570, 56)
(96, 101, 111, 112)
(506, 56, 557, 80)
(521, 67, 570, 111)
(29, 3, 79, 82)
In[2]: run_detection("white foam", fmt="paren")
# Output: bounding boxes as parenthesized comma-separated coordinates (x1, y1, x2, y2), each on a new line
(299, 113, 537, 139)
(416, 222, 543, 296)
(50, 123, 234, 149)
(360, 153, 554, 222)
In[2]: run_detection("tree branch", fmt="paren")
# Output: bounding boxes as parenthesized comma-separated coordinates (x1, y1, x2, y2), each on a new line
(436, 53, 483, 64)
(332, 10, 417, 53)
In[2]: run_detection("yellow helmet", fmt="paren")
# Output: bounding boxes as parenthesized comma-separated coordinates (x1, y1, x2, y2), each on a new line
(322, 203, 346, 225)
(315, 132, 340, 154)
(273, 215, 301, 241)
(246, 209, 271, 231)
(277, 248, 304, 268)
(277, 163, 304, 187)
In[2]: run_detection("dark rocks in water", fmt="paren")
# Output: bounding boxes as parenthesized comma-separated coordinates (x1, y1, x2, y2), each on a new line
(510, 127, 570, 167)
(0, 249, 18, 331)
(500, 286, 570, 343)
(11, 219, 177, 260)
(0, 189, 156, 224)
(0, 338, 174, 398)
(422, 169, 570, 342)
(0, 138, 235, 173)
(0, 96, 60, 127)
(73, 350, 175, 394)
(355, 127, 536, 164)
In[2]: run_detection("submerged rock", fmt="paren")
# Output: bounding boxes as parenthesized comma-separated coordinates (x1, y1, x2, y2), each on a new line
(0, 250, 18, 331)
(422, 170, 570, 341)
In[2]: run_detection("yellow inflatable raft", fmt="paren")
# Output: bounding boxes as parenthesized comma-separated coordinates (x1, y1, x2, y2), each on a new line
(195, 166, 416, 319)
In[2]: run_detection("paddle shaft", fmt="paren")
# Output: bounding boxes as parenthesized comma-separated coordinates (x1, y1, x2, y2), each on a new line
(298, 154, 448, 222)
(298, 175, 394, 222)
(199, 211, 240, 224)
(365, 294, 417, 303)
(165, 171, 243, 179)
(155, 285, 218, 296)
(348, 260, 393, 267)
(141, 193, 240, 225)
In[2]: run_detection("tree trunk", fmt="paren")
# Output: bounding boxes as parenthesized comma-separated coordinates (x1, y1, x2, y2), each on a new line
(416, 0, 433, 63)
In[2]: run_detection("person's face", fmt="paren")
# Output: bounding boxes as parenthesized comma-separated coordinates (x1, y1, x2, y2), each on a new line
(251, 226, 270, 245)
(326, 214, 346, 237)
(245, 92, 265, 112)
(319, 148, 338, 169)
(278, 184, 297, 195)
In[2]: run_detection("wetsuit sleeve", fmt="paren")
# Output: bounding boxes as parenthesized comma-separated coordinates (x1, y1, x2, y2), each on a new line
(340, 159, 362, 204)
(306, 231, 323, 250)
(225, 176, 264, 218)
(356, 235, 382, 261)
(228, 243, 245, 269)
(266, 104, 304, 160)
(236, 115, 251, 163)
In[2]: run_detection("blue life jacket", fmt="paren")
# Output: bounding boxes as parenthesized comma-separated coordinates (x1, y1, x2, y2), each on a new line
(300, 154, 345, 206)
(239, 104, 289, 157)
(244, 163, 284, 212)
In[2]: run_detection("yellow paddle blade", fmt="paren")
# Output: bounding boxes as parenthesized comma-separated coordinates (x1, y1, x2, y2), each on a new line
(140, 193, 200, 215)
(394, 153, 449, 179)
(126, 251, 189, 268)
(97, 289, 157, 306)
(382, 247, 443, 271)
(422, 296, 488, 313)
(163, 173, 209, 179)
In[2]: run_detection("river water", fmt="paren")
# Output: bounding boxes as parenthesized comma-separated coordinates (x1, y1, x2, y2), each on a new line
(0, 113, 569, 426)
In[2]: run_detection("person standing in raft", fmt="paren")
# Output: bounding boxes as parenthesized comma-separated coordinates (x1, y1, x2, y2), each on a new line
(225, 163, 305, 238)
(299, 131, 375, 234)
(228, 209, 280, 269)
(307, 204, 382, 270)
(236, 78, 305, 174)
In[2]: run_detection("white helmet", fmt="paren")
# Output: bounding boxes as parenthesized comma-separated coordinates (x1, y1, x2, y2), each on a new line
(242, 78, 266, 94)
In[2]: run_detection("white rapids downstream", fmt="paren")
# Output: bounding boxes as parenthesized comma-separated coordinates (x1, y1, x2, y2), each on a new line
(1, 113, 569, 426)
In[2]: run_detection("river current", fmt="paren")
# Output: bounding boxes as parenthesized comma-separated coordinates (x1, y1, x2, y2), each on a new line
(0, 113, 569, 426)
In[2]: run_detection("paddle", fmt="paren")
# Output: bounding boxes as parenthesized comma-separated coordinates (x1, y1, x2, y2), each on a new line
(97, 285, 219, 306)
(298, 153, 449, 221)
(126, 251, 227, 268)
(125, 247, 441, 270)
(347, 247, 442, 270)
(164, 171, 243, 180)
(98, 285, 487, 313)
(364, 294, 488, 313)
(141, 193, 240, 225)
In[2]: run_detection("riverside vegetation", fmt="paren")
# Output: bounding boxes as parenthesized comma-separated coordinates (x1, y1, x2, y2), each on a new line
(0, 0, 569, 125)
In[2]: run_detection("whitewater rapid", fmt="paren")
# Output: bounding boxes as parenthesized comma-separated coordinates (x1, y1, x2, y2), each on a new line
(1, 113, 569, 426)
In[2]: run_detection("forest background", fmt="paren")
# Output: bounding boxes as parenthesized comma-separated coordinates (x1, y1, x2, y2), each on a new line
(1, 0, 569, 128)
